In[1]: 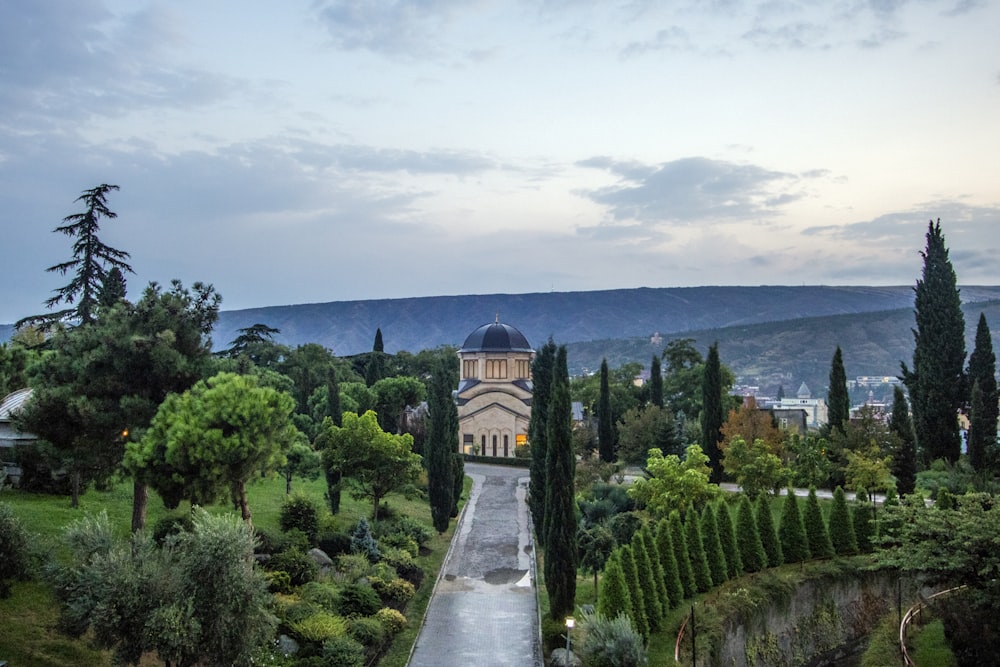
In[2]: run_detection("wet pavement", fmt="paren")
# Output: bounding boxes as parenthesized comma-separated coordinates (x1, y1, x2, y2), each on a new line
(408, 463, 542, 667)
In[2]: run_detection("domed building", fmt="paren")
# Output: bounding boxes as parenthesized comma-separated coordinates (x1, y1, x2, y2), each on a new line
(456, 318, 534, 457)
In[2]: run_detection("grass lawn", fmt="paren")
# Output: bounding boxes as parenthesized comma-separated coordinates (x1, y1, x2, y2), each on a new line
(0, 472, 468, 667)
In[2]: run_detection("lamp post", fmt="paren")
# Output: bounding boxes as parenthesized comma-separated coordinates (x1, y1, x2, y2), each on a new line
(565, 617, 575, 659)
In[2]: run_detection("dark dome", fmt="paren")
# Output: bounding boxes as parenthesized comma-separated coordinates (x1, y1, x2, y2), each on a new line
(460, 321, 532, 353)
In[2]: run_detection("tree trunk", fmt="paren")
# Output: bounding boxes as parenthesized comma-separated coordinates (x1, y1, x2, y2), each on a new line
(71, 468, 81, 509)
(131, 480, 148, 533)
(286, 471, 292, 495)
(238, 480, 253, 531)
(372, 494, 381, 522)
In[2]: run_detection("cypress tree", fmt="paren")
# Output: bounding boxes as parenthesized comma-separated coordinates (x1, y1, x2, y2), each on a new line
(685, 506, 713, 593)
(631, 532, 663, 630)
(619, 545, 649, 637)
(852, 487, 875, 553)
(650, 355, 664, 408)
(450, 452, 464, 517)
(702, 342, 725, 482)
(640, 525, 670, 615)
(543, 345, 577, 620)
(426, 358, 456, 533)
(655, 518, 684, 609)
(325, 366, 342, 427)
(803, 487, 834, 559)
(967, 313, 998, 471)
(701, 504, 728, 585)
(668, 511, 696, 599)
(901, 220, 966, 463)
(755, 493, 782, 567)
(365, 327, 387, 386)
(597, 551, 633, 623)
(779, 490, 809, 564)
(736, 494, 766, 573)
(598, 358, 614, 462)
(528, 339, 556, 543)
(828, 487, 858, 556)
(889, 386, 917, 495)
(716, 501, 743, 579)
(827, 346, 849, 434)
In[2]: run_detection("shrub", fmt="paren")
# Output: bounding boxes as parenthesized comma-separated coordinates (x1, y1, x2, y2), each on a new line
(264, 570, 293, 594)
(375, 515, 434, 549)
(378, 532, 419, 557)
(151, 513, 193, 545)
(320, 635, 366, 667)
(382, 547, 424, 588)
(254, 528, 282, 555)
(371, 577, 415, 610)
(335, 553, 375, 583)
(0, 502, 32, 597)
(351, 518, 381, 563)
(301, 582, 341, 613)
(288, 611, 347, 644)
(346, 615, 386, 648)
(280, 494, 320, 545)
(318, 531, 353, 558)
(337, 583, 382, 618)
(284, 600, 324, 624)
(268, 548, 319, 587)
(375, 607, 407, 635)
(278, 528, 311, 553)
(579, 611, 647, 667)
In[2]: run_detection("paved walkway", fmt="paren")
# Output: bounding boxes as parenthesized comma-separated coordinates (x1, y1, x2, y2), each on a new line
(408, 463, 541, 667)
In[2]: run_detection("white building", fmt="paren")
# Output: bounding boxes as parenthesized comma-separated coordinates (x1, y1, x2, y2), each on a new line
(773, 382, 828, 429)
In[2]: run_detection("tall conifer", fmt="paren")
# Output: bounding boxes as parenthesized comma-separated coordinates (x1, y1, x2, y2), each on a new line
(803, 487, 834, 558)
(828, 486, 858, 556)
(597, 551, 633, 623)
(827, 346, 849, 434)
(852, 487, 875, 553)
(716, 501, 743, 579)
(655, 518, 684, 609)
(889, 386, 917, 495)
(736, 494, 766, 573)
(640, 525, 670, 614)
(701, 504, 728, 585)
(685, 506, 713, 592)
(631, 532, 663, 629)
(619, 545, 649, 637)
(650, 355, 664, 408)
(427, 358, 457, 533)
(598, 358, 614, 462)
(528, 339, 556, 543)
(779, 490, 809, 564)
(668, 511, 696, 599)
(755, 493, 782, 567)
(967, 313, 998, 471)
(901, 220, 966, 463)
(702, 342, 724, 482)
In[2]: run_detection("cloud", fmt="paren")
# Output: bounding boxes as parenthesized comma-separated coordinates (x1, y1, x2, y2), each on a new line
(576, 156, 811, 225)
(313, 0, 467, 58)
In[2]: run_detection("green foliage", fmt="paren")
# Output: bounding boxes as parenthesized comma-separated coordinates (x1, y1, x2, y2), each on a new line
(288, 611, 348, 644)
(0, 503, 33, 597)
(337, 583, 382, 618)
(685, 506, 712, 593)
(351, 517, 381, 562)
(778, 491, 809, 564)
(346, 615, 386, 648)
(785, 433, 833, 489)
(618, 545, 649, 637)
(697, 504, 725, 586)
(627, 444, 720, 517)
(318, 635, 367, 667)
(268, 548, 319, 587)
(280, 493, 320, 544)
(529, 339, 556, 543)
(607, 511, 643, 546)
(279, 439, 322, 495)
(827, 487, 858, 556)
(827, 346, 849, 433)
(736, 494, 766, 573)
(151, 512, 193, 545)
(755, 492, 782, 567)
(649, 354, 664, 409)
(668, 511, 696, 599)
(654, 518, 684, 609)
(597, 551, 633, 622)
(375, 607, 407, 635)
(579, 610, 648, 667)
(426, 356, 457, 533)
(852, 488, 875, 553)
(639, 524, 670, 614)
(631, 531, 663, 629)
(616, 405, 679, 465)
(598, 358, 615, 462)
(701, 342, 725, 482)
(715, 500, 742, 579)
(967, 312, 999, 472)
(722, 436, 789, 500)
(889, 386, 918, 495)
(803, 487, 834, 559)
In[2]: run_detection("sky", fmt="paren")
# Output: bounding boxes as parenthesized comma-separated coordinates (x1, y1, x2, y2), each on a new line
(1, 0, 998, 324)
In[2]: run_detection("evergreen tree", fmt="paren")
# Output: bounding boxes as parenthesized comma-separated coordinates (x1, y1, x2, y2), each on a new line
(827, 346, 849, 434)
(779, 490, 809, 563)
(668, 511, 696, 599)
(654, 518, 684, 609)
(543, 346, 577, 620)
(803, 487, 834, 558)
(598, 358, 614, 462)
(97, 266, 128, 312)
(640, 525, 670, 615)
(701, 342, 725, 482)
(631, 532, 663, 630)
(365, 328, 387, 386)
(967, 313, 998, 471)
(828, 487, 858, 556)
(755, 493, 783, 567)
(325, 366, 342, 427)
(596, 551, 633, 623)
(528, 339, 556, 543)
(889, 386, 917, 495)
(736, 494, 766, 573)
(685, 506, 713, 592)
(451, 452, 464, 517)
(619, 545, 649, 637)
(700, 504, 728, 585)
(427, 358, 457, 533)
(901, 220, 966, 463)
(650, 355, 664, 408)
(853, 487, 875, 553)
(716, 501, 743, 579)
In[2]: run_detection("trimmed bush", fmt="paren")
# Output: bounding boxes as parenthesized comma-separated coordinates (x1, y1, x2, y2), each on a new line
(263, 570, 292, 594)
(654, 518, 684, 609)
(828, 487, 858, 556)
(335, 553, 375, 583)
(668, 510, 695, 599)
(301, 581, 341, 613)
(337, 583, 382, 618)
(346, 616, 386, 649)
(640, 525, 670, 614)
(371, 576, 415, 610)
(579, 611, 647, 667)
(320, 635, 366, 667)
(618, 545, 649, 637)
(756, 492, 783, 567)
(151, 513, 193, 545)
(630, 532, 663, 630)
(382, 547, 424, 588)
(779, 490, 809, 563)
(375, 607, 407, 635)
(280, 494, 320, 545)
(853, 487, 875, 553)
(374, 515, 434, 549)
(701, 504, 728, 585)
(685, 506, 713, 592)
(288, 611, 347, 644)
(317, 531, 353, 558)
(736, 494, 766, 573)
(268, 548, 319, 587)
(803, 486, 834, 558)
(716, 501, 743, 579)
(377, 532, 418, 558)
(0, 503, 32, 597)
(596, 551, 633, 622)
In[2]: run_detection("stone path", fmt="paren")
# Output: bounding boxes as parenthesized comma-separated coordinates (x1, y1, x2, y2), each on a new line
(408, 463, 541, 667)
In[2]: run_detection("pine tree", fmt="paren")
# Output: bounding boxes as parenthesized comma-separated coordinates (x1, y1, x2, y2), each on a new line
(654, 518, 684, 609)
(619, 545, 649, 637)
(640, 525, 670, 615)
(701, 504, 728, 585)
(827, 346, 849, 434)
(701, 342, 725, 482)
(668, 511, 696, 599)
(828, 487, 858, 556)
(755, 493, 782, 567)
(889, 386, 917, 495)
(650, 355, 664, 408)
(685, 506, 713, 592)
(852, 487, 875, 553)
(426, 358, 457, 533)
(631, 532, 663, 630)
(97, 266, 128, 312)
(597, 551, 633, 622)
(598, 358, 615, 462)
(528, 339, 556, 544)
(736, 494, 766, 573)
(779, 491, 809, 564)
(543, 346, 577, 620)
(716, 501, 743, 579)
(967, 313, 998, 471)
(803, 487, 834, 559)
(901, 220, 966, 463)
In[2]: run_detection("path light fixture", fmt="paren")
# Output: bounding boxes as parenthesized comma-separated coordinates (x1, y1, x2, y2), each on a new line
(565, 616, 575, 656)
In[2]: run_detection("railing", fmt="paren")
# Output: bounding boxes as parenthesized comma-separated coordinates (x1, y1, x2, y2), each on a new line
(899, 585, 966, 666)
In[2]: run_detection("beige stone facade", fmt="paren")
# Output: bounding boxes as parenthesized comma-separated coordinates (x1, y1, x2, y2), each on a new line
(456, 320, 534, 458)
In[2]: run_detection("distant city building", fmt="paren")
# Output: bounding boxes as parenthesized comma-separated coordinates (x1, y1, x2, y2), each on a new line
(849, 376, 903, 389)
(773, 382, 829, 429)
(455, 318, 534, 458)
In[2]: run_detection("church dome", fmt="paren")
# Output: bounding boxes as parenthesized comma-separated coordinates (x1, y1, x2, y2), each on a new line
(460, 320, 532, 353)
